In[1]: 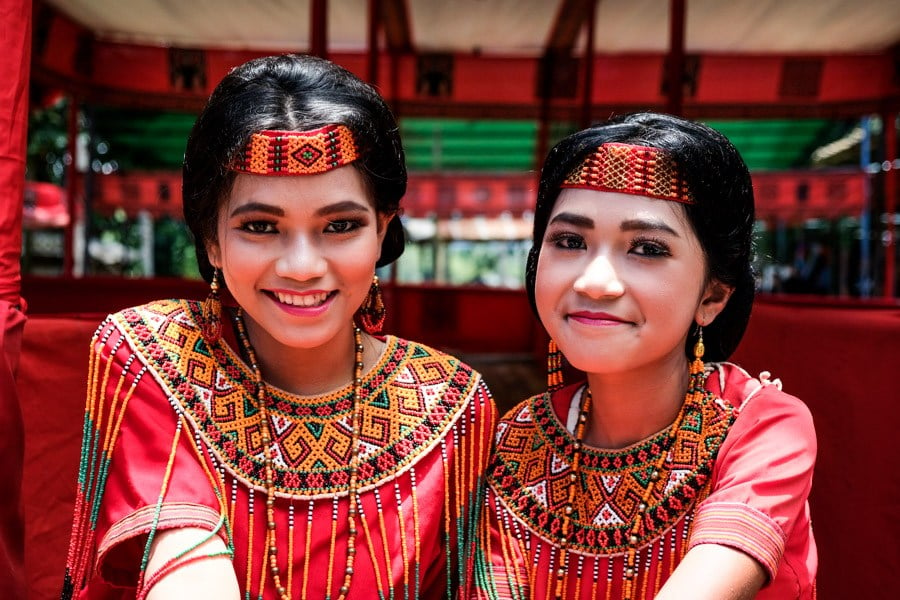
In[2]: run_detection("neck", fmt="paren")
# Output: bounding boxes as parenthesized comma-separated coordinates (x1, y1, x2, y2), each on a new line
(582, 352, 691, 449)
(239, 317, 381, 396)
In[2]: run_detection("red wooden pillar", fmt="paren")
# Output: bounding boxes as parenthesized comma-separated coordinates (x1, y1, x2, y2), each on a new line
(367, 0, 381, 86)
(666, 0, 686, 116)
(310, 0, 328, 59)
(884, 112, 897, 298)
(63, 95, 79, 278)
(579, 0, 597, 128)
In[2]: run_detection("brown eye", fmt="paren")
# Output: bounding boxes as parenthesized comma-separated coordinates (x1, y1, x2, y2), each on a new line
(325, 219, 362, 234)
(241, 221, 276, 234)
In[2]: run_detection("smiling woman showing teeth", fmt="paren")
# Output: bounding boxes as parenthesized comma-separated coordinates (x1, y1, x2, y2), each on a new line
(61, 54, 496, 600)
(472, 113, 817, 600)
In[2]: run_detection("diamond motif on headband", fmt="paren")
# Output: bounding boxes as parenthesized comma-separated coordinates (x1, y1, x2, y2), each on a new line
(230, 124, 359, 176)
(293, 143, 323, 168)
(562, 143, 694, 204)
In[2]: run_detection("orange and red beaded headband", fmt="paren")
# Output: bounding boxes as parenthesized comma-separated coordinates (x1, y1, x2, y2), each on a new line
(230, 124, 359, 176)
(561, 142, 694, 204)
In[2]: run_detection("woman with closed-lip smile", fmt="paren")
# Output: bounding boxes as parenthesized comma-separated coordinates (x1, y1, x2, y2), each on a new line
(62, 54, 496, 600)
(472, 113, 817, 600)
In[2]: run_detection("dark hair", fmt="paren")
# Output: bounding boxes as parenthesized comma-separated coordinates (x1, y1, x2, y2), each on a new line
(525, 112, 756, 361)
(183, 54, 406, 282)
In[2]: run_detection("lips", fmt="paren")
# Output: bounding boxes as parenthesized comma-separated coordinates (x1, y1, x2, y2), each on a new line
(272, 290, 330, 307)
(567, 310, 630, 326)
(266, 289, 336, 315)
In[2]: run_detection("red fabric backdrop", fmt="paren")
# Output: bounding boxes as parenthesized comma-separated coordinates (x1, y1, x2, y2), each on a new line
(16, 285, 900, 599)
(1, 0, 30, 596)
(731, 298, 900, 598)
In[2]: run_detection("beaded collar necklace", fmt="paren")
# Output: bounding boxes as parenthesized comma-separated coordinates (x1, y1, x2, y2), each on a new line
(233, 309, 363, 600)
(553, 356, 709, 600)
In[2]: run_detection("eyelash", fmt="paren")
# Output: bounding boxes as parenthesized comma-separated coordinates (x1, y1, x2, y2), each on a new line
(629, 236, 671, 257)
(548, 232, 586, 250)
(546, 231, 671, 257)
(237, 219, 365, 235)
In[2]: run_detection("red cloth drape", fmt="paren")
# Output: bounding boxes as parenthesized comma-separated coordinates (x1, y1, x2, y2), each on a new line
(0, 0, 31, 596)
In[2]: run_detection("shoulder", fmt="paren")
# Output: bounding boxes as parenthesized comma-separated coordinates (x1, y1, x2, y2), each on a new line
(108, 298, 200, 331)
(707, 362, 816, 466)
(708, 362, 813, 426)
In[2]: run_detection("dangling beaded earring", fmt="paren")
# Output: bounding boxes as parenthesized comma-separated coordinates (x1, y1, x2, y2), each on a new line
(690, 324, 705, 377)
(201, 269, 223, 345)
(547, 338, 564, 392)
(358, 275, 385, 334)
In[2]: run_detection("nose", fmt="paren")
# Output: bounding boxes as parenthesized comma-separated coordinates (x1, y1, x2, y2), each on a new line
(274, 235, 328, 281)
(573, 254, 625, 298)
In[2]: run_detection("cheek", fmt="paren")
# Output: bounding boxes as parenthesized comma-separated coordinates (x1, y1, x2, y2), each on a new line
(534, 253, 566, 320)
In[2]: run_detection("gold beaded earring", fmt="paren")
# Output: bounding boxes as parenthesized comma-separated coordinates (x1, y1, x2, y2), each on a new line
(547, 338, 564, 392)
(201, 269, 223, 345)
(357, 275, 386, 334)
(691, 324, 705, 376)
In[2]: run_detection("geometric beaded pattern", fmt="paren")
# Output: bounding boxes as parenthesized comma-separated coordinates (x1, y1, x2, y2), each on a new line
(231, 125, 359, 176)
(562, 142, 695, 204)
(112, 299, 478, 499)
(486, 384, 734, 555)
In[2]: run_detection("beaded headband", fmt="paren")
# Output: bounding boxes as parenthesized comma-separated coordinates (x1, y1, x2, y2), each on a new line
(230, 124, 359, 176)
(561, 142, 694, 204)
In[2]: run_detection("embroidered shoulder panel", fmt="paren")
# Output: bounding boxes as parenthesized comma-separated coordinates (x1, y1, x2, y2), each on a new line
(113, 299, 479, 497)
(487, 387, 735, 555)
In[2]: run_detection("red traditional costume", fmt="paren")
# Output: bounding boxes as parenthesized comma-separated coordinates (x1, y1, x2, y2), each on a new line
(473, 363, 816, 599)
(62, 299, 495, 599)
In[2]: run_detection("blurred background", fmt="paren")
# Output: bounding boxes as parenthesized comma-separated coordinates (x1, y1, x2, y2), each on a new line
(8, 1, 900, 598)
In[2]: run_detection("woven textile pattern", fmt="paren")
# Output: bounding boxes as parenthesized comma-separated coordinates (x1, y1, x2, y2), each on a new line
(562, 143, 694, 204)
(487, 386, 734, 555)
(114, 299, 477, 497)
(231, 125, 358, 176)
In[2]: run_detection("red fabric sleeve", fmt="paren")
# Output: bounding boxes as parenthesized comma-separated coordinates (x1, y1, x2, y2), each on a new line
(87, 322, 224, 587)
(691, 369, 816, 586)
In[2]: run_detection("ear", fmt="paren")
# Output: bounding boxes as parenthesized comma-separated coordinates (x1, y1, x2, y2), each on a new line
(376, 212, 394, 246)
(695, 279, 734, 326)
(205, 239, 221, 270)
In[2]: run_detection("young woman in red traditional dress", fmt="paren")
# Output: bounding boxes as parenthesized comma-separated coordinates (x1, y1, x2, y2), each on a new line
(473, 113, 816, 599)
(61, 54, 496, 600)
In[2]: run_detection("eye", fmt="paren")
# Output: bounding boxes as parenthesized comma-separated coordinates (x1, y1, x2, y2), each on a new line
(630, 237, 671, 257)
(240, 220, 276, 234)
(548, 232, 586, 250)
(325, 219, 362, 234)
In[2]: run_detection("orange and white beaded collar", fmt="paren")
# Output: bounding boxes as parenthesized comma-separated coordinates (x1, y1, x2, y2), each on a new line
(230, 124, 359, 176)
(561, 142, 694, 204)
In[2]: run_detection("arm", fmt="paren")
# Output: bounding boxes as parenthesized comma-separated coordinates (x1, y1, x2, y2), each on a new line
(655, 544, 765, 600)
(679, 374, 817, 594)
(144, 527, 240, 600)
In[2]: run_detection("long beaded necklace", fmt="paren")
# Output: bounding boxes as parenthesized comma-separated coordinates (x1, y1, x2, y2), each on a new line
(553, 347, 708, 600)
(233, 309, 364, 600)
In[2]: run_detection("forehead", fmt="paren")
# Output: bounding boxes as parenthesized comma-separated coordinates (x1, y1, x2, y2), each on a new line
(550, 188, 692, 232)
(224, 166, 373, 210)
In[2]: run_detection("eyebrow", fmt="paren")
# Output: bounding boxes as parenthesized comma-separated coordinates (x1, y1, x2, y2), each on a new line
(548, 212, 594, 228)
(548, 212, 680, 237)
(229, 199, 371, 219)
(620, 218, 680, 237)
